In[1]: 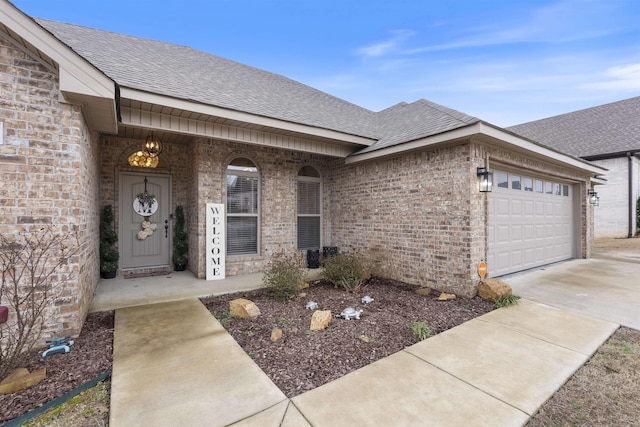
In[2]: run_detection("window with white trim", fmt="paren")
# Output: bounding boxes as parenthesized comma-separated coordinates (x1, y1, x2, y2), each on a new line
(226, 158, 259, 255)
(297, 166, 321, 250)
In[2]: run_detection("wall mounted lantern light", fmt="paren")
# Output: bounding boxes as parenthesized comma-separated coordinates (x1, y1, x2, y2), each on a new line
(144, 132, 163, 158)
(587, 189, 599, 206)
(477, 167, 493, 192)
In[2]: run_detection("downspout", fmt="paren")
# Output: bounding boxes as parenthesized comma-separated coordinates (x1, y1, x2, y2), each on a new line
(629, 152, 633, 238)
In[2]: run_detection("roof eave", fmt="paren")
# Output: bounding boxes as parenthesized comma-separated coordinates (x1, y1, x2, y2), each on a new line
(2, 0, 118, 133)
(346, 121, 607, 177)
(119, 87, 377, 147)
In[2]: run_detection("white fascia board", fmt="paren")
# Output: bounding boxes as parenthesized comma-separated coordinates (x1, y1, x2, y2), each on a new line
(591, 176, 607, 186)
(120, 87, 376, 147)
(345, 122, 484, 164)
(346, 121, 607, 177)
(2, 1, 114, 100)
(479, 123, 607, 176)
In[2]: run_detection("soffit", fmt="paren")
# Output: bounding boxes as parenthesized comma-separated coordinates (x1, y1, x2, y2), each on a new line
(119, 95, 372, 153)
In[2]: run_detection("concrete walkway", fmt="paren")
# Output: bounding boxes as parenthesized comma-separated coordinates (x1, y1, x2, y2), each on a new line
(110, 297, 617, 426)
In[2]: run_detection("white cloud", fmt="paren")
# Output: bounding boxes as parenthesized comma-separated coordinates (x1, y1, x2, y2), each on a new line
(586, 64, 640, 90)
(406, 0, 626, 53)
(355, 30, 415, 58)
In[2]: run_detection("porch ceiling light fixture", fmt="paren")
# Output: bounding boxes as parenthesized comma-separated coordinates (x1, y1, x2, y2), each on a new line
(143, 132, 163, 158)
(587, 189, 600, 206)
(477, 167, 493, 192)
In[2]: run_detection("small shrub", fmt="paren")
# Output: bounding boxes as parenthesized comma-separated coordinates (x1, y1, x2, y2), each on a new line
(494, 294, 521, 308)
(215, 309, 232, 328)
(410, 321, 432, 341)
(262, 251, 306, 301)
(322, 252, 368, 292)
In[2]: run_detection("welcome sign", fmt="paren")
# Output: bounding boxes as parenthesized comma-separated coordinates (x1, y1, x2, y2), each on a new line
(206, 203, 225, 280)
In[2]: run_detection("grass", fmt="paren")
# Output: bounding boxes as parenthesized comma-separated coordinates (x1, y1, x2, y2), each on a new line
(22, 380, 110, 427)
(527, 327, 640, 426)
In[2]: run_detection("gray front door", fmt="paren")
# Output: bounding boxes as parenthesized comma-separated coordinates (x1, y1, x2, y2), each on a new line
(119, 173, 171, 269)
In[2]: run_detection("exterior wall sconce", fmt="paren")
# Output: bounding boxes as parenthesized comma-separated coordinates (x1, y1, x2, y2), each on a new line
(477, 167, 493, 192)
(587, 189, 599, 206)
(144, 132, 163, 158)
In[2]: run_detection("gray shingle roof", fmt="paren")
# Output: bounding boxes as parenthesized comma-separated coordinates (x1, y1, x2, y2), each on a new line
(357, 99, 479, 154)
(508, 96, 640, 158)
(36, 19, 481, 151)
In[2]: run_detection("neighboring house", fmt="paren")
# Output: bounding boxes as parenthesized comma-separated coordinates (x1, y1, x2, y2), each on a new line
(509, 97, 640, 239)
(0, 0, 605, 337)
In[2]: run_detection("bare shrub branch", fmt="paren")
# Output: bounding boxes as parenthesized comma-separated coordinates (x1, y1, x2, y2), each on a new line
(0, 227, 79, 380)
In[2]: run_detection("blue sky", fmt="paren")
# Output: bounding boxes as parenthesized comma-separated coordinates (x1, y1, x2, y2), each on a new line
(11, 0, 640, 127)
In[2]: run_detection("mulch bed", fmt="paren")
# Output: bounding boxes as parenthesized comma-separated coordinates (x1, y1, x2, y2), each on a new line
(1, 277, 495, 423)
(202, 277, 495, 397)
(0, 311, 114, 424)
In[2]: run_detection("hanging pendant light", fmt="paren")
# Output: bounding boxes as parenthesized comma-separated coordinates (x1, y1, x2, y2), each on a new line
(144, 132, 163, 158)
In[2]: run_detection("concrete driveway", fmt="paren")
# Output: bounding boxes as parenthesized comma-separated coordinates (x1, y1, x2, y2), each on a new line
(502, 239, 640, 330)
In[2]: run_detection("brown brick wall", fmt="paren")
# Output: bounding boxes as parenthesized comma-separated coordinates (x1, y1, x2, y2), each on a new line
(192, 138, 335, 277)
(0, 34, 100, 339)
(328, 143, 480, 296)
(328, 141, 593, 297)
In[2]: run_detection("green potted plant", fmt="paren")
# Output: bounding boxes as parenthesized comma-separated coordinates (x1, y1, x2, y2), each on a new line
(172, 205, 188, 271)
(99, 205, 119, 279)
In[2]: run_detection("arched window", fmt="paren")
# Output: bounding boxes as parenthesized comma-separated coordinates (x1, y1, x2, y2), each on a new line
(226, 158, 259, 255)
(297, 166, 321, 250)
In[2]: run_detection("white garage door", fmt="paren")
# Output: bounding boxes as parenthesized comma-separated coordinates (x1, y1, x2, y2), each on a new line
(488, 170, 575, 277)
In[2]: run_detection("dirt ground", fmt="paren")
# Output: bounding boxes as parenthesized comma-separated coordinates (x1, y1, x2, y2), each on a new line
(593, 235, 640, 250)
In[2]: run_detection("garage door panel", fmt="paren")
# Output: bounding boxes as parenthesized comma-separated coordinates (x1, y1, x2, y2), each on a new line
(496, 198, 510, 216)
(496, 225, 510, 243)
(523, 200, 534, 215)
(489, 170, 575, 277)
(511, 225, 523, 242)
(523, 224, 535, 240)
(511, 199, 522, 216)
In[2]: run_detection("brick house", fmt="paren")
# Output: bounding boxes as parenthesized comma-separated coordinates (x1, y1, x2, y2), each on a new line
(0, 0, 605, 337)
(509, 96, 640, 239)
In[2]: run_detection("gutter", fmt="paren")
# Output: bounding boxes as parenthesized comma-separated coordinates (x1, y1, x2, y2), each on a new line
(629, 152, 633, 238)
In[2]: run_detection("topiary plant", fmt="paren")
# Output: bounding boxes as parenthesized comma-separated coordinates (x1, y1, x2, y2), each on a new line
(99, 205, 119, 278)
(637, 197, 640, 235)
(172, 205, 188, 270)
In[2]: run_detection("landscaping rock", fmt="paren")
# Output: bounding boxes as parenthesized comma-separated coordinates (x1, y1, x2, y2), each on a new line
(310, 310, 332, 331)
(270, 328, 283, 342)
(478, 278, 512, 302)
(437, 292, 456, 301)
(229, 298, 261, 319)
(415, 287, 432, 296)
(0, 368, 46, 395)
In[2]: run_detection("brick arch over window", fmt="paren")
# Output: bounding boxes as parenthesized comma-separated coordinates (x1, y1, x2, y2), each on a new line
(226, 157, 260, 255)
(297, 165, 321, 250)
